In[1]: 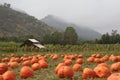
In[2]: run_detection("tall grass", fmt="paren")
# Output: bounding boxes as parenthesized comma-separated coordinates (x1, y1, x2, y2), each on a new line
(0, 42, 120, 55)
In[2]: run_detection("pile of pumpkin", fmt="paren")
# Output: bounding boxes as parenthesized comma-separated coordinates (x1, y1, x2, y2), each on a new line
(54, 54, 120, 80)
(0, 53, 120, 80)
(0, 53, 48, 80)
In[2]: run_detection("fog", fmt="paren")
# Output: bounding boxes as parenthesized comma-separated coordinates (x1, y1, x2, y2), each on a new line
(0, 0, 120, 34)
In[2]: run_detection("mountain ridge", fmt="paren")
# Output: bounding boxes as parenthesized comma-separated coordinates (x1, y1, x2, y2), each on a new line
(41, 15, 101, 40)
(0, 5, 56, 40)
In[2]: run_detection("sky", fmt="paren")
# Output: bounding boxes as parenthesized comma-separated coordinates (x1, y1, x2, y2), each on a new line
(0, 0, 120, 34)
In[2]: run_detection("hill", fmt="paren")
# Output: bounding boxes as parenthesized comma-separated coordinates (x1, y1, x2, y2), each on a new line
(41, 15, 101, 40)
(0, 5, 56, 41)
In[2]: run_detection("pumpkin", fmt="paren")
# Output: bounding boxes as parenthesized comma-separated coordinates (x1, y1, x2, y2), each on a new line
(72, 63, 82, 72)
(52, 54, 59, 60)
(102, 54, 109, 61)
(82, 68, 97, 79)
(98, 63, 109, 69)
(1, 58, 9, 62)
(14, 58, 21, 63)
(10, 53, 15, 57)
(38, 60, 48, 68)
(94, 66, 111, 78)
(64, 59, 72, 66)
(31, 58, 38, 64)
(109, 55, 118, 62)
(55, 63, 65, 74)
(32, 63, 40, 71)
(0, 63, 8, 74)
(94, 58, 101, 63)
(96, 54, 101, 58)
(91, 54, 96, 57)
(70, 55, 76, 60)
(76, 59, 83, 64)
(8, 62, 19, 69)
(57, 66, 74, 78)
(117, 56, 120, 61)
(0, 75, 3, 80)
(20, 66, 34, 79)
(22, 60, 31, 66)
(107, 73, 120, 80)
(3, 70, 16, 80)
(78, 54, 83, 58)
(87, 57, 94, 62)
(110, 62, 120, 72)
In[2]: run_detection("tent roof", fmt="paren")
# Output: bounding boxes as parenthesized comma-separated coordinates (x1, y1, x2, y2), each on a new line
(33, 44, 45, 48)
(28, 39, 39, 43)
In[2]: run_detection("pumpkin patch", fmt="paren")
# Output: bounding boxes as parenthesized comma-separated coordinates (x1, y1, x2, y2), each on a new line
(0, 52, 119, 80)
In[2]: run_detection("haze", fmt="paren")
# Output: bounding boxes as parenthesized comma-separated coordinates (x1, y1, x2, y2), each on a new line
(0, 0, 120, 34)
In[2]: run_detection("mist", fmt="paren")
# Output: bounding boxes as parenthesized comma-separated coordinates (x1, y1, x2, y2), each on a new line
(0, 0, 120, 34)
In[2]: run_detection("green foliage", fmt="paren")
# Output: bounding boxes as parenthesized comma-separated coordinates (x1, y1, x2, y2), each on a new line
(51, 31, 63, 44)
(63, 27, 78, 45)
(42, 27, 78, 45)
(0, 41, 120, 54)
(96, 30, 120, 44)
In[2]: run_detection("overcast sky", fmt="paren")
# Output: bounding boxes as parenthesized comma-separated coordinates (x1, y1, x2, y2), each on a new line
(0, 0, 120, 34)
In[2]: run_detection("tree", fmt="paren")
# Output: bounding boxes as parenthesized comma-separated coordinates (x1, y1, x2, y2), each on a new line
(51, 31, 63, 44)
(41, 34, 51, 44)
(63, 27, 78, 45)
(95, 30, 120, 44)
(3, 3, 11, 8)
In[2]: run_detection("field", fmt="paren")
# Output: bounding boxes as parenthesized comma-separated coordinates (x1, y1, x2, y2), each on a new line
(0, 42, 120, 80)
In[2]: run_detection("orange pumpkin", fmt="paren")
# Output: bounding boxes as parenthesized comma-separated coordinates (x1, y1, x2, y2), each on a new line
(107, 73, 120, 80)
(87, 57, 94, 62)
(57, 66, 74, 78)
(70, 55, 76, 60)
(72, 63, 82, 72)
(8, 62, 19, 69)
(0, 63, 8, 74)
(78, 54, 83, 58)
(102, 54, 109, 62)
(94, 58, 101, 63)
(110, 62, 120, 72)
(22, 60, 31, 66)
(117, 56, 120, 61)
(94, 66, 111, 78)
(55, 63, 65, 74)
(3, 70, 16, 80)
(52, 54, 59, 60)
(91, 54, 96, 57)
(96, 54, 101, 58)
(10, 53, 15, 57)
(32, 63, 40, 71)
(31, 58, 38, 64)
(64, 59, 72, 66)
(20, 66, 34, 79)
(14, 58, 21, 63)
(76, 59, 83, 64)
(82, 68, 97, 79)
(98, 63, 109, 69)
(0, 75, 3, 80)
(1, 58, 9, 62)
(109, 55, 118, 62)
(38, 60, 48, 68)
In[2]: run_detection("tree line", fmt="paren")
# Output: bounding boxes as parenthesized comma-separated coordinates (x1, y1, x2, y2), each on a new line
(0, 26, 120, 44)
(41, 27, 78, 45)
(0, 27, 78, 45)
(95, 30, 120, 44)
